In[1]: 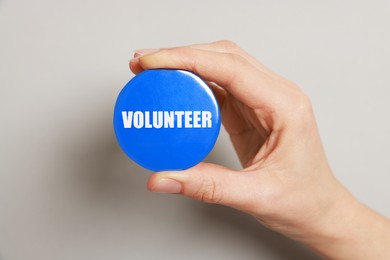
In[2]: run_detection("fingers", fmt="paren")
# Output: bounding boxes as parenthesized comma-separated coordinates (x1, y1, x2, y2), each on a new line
(129, 41, 312, 131)
(147, 162, 257, 211)
(205, 81, 227, 108)
(188, 40, 269, 73)
(132, 41, 268, 72)
(131, 47, 282, 111)
(134, 48, 159, 58)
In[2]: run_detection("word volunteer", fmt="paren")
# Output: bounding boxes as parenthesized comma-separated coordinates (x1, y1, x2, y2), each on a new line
(122, 111, 213, 129)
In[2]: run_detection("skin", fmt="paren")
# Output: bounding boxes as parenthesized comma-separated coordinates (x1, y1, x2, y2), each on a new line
(129, 40, 390, 259)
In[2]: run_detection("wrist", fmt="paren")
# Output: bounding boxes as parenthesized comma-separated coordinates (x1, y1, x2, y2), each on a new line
(303, 186, 390, 259)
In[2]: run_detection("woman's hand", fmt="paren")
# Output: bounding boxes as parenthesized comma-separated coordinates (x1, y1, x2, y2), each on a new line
(129, 40, 390, 259)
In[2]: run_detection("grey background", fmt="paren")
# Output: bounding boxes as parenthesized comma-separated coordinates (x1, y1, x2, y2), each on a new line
(1, 0, 389, 259)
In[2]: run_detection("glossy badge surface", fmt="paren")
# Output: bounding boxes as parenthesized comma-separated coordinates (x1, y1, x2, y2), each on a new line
(113, 69, 221, 171)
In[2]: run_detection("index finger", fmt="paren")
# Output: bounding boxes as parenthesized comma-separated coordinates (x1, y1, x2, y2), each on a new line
(131, 47, 303, 119)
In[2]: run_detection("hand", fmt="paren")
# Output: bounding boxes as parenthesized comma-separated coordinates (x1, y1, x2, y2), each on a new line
(129, 40, 390, 259)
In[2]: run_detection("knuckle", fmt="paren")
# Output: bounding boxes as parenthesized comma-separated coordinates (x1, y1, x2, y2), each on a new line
(192, 176, 222, 204)
(280, 91, 315, 128)
(215, 40, 240, 51)
(292, 93, 314, 117)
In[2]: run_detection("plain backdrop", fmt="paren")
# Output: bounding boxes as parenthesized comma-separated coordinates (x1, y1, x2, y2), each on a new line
(1, 0, 389, 259)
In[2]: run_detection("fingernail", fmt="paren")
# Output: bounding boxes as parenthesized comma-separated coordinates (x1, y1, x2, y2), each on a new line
(134, 48, 159, 58)
(150, 178, 182, 194)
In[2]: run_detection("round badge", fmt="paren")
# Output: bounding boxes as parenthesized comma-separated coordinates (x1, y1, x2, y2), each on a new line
(113, 69, 221, 171)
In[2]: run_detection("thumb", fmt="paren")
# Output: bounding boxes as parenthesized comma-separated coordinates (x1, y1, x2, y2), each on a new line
(147, 162, 255, 209)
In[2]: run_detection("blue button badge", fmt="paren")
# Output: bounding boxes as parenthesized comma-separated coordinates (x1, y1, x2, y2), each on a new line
(113, 69, 221, 171)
